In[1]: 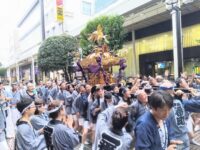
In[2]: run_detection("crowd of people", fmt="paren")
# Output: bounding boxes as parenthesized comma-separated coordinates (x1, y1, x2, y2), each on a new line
(0, 73, 200, 150)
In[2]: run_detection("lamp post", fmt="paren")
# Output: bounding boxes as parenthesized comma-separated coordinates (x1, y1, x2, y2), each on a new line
(164, 0, 194, 79)
(40, 0, 45, 40)
(165, 0, 183, 79)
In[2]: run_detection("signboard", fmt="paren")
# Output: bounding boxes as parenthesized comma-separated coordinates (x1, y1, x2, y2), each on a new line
(56, 0, 64, 22)
(193, 66, 200, 74)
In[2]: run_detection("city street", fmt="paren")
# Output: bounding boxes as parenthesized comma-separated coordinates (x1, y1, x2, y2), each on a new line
(0, 0, 200, 150)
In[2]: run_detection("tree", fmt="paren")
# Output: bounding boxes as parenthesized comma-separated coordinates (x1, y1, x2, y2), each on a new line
(0, 68, 6, 77)
(38, 35, 78, 81)
(80, 15, 124, 56)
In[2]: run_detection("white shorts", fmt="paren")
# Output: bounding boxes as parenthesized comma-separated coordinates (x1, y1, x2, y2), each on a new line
(187, 115, 194, 133)
(90, 123, 96, 131)
(78, 118, 89, 129)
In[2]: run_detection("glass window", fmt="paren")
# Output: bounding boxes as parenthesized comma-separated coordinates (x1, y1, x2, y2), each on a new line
(95, 0, 118, 13)
(82, 1, 91, 16)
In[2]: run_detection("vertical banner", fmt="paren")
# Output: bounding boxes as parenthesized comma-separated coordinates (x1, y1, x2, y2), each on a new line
(194, 66, 200, 74)
(56, 0, 64, 22)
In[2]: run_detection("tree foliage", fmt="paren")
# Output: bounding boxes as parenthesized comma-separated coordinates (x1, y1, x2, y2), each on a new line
(80, 15, 124, 56)
(0, 68, 6, 77)
(38, 35, 78, 81)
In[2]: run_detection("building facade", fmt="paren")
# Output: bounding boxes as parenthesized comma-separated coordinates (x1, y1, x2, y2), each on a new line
(7, 0, 96, 84)
(7, 0, 42, 83)
(86, 0, 200, 77)
(8, 0, 200, 83)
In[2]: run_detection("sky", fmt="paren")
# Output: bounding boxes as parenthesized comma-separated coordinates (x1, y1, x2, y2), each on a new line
(0, 0, 19, 66)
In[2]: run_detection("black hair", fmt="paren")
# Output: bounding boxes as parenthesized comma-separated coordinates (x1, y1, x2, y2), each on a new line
(119, 87, 131, 105)
(149, 90, 173, 110)
(111, 84, 118, 91)
(48, 100, 62, 119)
(112, 108, 128, 130)
(104, 92, 112, 108)
(118, 83, 122, 88)
(34, 99, 44, 115)
(104, 92, 112, 100)
(103, 85, 112, 91)
(119, 87, 125, 97)
(66, 84, 74, 92)
(91, 86, 97, 94)
(175, 78, 182, 88)
(126, 82, 133, 89)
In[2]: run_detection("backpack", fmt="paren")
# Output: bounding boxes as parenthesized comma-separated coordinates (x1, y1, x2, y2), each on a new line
(43, 125, 54, 150)
(91, 98, 100, 123)
(79, 94, 88, 118)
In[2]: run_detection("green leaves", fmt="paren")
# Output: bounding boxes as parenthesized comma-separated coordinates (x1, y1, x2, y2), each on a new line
(38, 35, 78, 73)
(80, 15, 124, 56)
(0, 68, 6, 77)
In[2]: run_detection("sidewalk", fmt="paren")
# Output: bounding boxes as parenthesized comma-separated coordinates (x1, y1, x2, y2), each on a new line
(191, 131, 200, 150)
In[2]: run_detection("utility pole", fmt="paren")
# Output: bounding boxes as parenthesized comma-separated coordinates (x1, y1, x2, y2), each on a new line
(40, 0, 45, 40)
(164, 0, 194, 79)
(165, 0, 183, 79)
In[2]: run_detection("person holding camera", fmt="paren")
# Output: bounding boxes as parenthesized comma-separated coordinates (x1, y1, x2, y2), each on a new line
(168, 89, 200, 149)
(135, 90, 181, 150)
(160, 81, 200, 149)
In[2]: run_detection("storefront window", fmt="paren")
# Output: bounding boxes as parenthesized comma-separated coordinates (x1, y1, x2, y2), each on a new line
(135, 24, 200, 55)
(185, 58, 200, 75)
(154, 61, 173, 76)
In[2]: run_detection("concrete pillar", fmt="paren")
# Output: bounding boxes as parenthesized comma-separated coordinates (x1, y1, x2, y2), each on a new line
(16, 64, 20, 82)
(31, 57, 35, 84)
(132, 30, 138, 76)
(171, 4, 183, 79)
(7, 68, 11, 85)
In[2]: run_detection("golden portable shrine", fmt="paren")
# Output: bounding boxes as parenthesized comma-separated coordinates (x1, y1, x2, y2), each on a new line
(76, 25, 126, 85)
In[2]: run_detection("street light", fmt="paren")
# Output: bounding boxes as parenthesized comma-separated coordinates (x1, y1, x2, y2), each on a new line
(164, 0, 194, 79)
(165, 0, 183, 79)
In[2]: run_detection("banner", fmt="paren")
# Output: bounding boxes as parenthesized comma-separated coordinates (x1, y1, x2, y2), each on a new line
(193, 66, 200, 74)
(56, 0, 64, 22)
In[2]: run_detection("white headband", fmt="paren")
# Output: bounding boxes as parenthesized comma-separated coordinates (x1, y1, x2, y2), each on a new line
(21, 102, 35, 114)
(47, 104, 62, 114)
